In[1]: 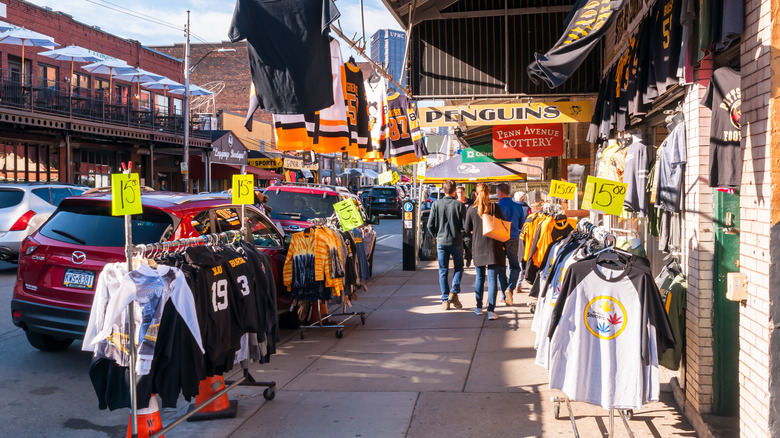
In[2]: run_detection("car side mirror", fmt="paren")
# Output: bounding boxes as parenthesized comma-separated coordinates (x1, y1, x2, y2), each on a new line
(370, 215, 380, 225)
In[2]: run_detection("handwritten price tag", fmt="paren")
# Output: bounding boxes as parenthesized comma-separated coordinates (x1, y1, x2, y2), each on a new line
(333, 199, 363, 231)
(378, 171, 392, 185)
(549, 179, 577, 200)
(111, 173, 142, 216)
(391, 171, 400, 185)
(232, 174, 255, 205)
(580, 176, 627, 216)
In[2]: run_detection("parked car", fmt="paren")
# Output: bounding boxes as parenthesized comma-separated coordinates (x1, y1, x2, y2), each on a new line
(366, 186, 404, 218)
(263, 182, 378, 274)
(10, 192, 290, 352)
(0, 183, 87, 263)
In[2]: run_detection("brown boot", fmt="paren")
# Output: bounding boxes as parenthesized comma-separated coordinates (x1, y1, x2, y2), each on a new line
(505, 290, 514, 306)
(442, 300, 451, 310)
(448, 293, 463, 309)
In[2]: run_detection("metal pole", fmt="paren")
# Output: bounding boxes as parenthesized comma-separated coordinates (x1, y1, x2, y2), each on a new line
(400, 1, 416, 91)
(182, 10, 191, 193)
(124, 207, 137, 437)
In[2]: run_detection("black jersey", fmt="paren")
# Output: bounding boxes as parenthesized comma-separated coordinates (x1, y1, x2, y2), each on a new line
(701, 66, 742, 188)
(220, 246, 262, 335)
(183, 246, 243, 376)
(342, 62, 372, 157)
(381, 92, 428, 166)
(240, 241, 279, 360)
(649, 0, 683, 97)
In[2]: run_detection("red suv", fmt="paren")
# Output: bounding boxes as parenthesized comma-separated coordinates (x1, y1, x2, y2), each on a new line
(264, 182, 377, 274)
(11, 192, 289, 352)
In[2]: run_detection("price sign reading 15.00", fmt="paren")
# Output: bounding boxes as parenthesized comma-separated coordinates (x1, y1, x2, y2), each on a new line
(548, 179, 577, 200)
(333, 199, 363, 231)
(111, 173, 143, 216)
(232, 174, 255, 205)
(580, 175, 627, 216)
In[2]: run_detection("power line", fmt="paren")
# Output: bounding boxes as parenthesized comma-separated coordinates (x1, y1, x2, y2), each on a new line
(82, 0, 183, 32)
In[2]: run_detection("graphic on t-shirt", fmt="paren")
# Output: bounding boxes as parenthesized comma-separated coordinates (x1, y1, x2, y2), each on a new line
(720, 87, 741, 134)
(584, 296, 627, 340)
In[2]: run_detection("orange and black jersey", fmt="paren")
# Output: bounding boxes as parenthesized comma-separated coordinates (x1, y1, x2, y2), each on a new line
(380, 92, 428, 166)
(341, 62, 372, 158)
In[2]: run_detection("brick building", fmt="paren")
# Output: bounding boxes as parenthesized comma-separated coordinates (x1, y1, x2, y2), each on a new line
(0, 0, 210, 191)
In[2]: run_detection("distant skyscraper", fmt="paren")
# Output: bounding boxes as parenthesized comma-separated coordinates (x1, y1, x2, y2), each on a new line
(370, 29, 406, 91)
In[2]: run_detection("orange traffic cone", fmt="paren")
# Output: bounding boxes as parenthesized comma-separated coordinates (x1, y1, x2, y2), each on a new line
(127, 395, 163, 438)
(186, 375, 238, 421)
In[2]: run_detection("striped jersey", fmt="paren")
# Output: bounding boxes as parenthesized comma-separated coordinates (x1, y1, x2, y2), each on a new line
(341, 62, 372, 158)
(381, 92, 428, 166)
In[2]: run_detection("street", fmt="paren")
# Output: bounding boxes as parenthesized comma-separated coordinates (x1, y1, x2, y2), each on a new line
(0, 219, 404, 437)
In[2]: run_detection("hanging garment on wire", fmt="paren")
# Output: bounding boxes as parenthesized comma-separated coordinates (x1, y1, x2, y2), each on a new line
(380, 92, 428, 165)
(547, 257, 675, 410)
(623, 139, 650, 216)
(655, 264, 686, 370)
(228, 0, 340, 114)
(342, 61, 372, 158)
(701, 66, 742, 189)
(654, 120, 687, 212)
(365, 75, 388, 158)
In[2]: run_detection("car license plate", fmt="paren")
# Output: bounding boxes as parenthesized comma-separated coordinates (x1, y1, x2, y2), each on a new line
(377, 199, 387, 203)
(63, 269, 95, 289)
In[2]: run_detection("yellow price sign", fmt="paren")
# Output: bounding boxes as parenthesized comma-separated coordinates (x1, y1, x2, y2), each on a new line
(549, 179, 577, 200)
(378, 171, 392, 185)
(391, 171, 400, 185)
(333, 199, 363, 231)
(580, 176, 627, 216)
(232, 174, 255, 205)
(111, 173, 142, 216)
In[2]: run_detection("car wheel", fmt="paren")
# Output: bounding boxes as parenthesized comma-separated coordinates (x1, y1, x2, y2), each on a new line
(25, 331, 74, 352)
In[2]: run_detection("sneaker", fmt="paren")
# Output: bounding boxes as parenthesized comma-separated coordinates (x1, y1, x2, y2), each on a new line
(442, 301, 451, 310)
(498, 299, 505, 304)
(448, 293, 463, 309)
(474, 308, 483, 316)
(506, 290, 514, 306)
(487, 311, 499, 320)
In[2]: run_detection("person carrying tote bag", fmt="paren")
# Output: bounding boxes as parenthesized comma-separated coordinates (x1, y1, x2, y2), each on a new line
(464, 183, 508, 320)
(482, 201, 512, 242)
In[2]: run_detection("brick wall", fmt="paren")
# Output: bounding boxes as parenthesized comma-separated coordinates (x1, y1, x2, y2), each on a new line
(2, 0, 183, 81)
(739, 0, 774, 434)
(681, 69, 716, 415)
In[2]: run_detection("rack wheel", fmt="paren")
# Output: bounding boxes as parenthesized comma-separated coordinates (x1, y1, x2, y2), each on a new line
(623, 409, 633, 420)
(299, 330, 305, 340)
(553, 403, 560, 419)
(360, 314, 366, 325)
(263, 387, 276, 400)
(335, 329, 343, 339)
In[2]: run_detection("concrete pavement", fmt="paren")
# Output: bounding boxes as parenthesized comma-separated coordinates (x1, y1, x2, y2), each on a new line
(163, 255, 697, 438)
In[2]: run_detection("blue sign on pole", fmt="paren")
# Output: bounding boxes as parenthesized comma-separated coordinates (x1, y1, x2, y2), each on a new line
(404, 202, 414, 212)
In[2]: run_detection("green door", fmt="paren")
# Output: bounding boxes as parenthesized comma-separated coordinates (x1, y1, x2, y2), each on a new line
(712, 190, 741, 416)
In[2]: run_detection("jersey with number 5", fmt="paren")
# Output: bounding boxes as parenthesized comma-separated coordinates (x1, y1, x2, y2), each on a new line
(182, 246, 242, 376)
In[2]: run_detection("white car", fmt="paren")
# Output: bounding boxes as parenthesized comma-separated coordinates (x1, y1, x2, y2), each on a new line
(0, 183, 87, 262)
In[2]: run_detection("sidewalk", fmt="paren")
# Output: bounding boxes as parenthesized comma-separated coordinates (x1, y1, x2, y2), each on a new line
(164, 253, 697, 438)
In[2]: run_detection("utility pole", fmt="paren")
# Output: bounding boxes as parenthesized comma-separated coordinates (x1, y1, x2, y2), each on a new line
(182, 10, 191, 192)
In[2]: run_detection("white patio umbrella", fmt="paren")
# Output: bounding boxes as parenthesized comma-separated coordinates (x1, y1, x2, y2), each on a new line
(0, 20, 16, 32)
(37, 45, 102, 95)
(168, 84, 214, 96)
(0, 27, 58, 82)
(82, 58, 138, 102)
(113, 68, 165, 105)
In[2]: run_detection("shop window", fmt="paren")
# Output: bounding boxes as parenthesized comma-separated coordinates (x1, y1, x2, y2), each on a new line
(74, 149, 120, 188)
(38, 64, 58, 89)
(155, 94, 168, 115)
(172, 98, 182, 115)
(139, 90, 151, 110)
(114, 83, 129, 105)
(0, 143, 58, 182)
(72, 72, 89, 96)
(95, 78, 109, 100)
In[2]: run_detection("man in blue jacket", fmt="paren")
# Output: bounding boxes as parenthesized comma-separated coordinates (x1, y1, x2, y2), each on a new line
(497, 183, 526, 305)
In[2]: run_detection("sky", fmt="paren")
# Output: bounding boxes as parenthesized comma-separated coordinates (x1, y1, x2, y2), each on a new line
(21, 0, 403, 57)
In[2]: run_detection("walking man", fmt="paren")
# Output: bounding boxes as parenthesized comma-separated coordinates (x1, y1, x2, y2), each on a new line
(427, 180, 466, 310)
(496, 183, 526, 305)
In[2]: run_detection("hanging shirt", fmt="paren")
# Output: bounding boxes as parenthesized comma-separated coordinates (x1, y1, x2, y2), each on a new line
(654, 121, 687, 212)
(649, 0, 683, 97)
(701, 66, 742, 189)
(228, 0, 340, 114)
(655, 266, 686, 370)
(342, 61, 372, 158)
(623, 139, 650, 216)
(381, 91, 428, 165)
(365, 76, 388, 159)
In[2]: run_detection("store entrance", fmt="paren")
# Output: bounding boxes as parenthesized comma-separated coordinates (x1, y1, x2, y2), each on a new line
(712, 190, 741, 416)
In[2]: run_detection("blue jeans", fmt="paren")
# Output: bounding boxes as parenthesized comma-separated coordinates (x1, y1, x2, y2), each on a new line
(475, 264, 506, 312)
(504, 238, 522, 297)
(437, 244, 464, 301)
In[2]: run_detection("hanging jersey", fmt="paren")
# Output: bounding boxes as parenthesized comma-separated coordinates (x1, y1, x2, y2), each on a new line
(220, 247, 261, 335)
(383, 92, 427, 166)
(274, 112, 318, 151)
(365, 76, 388, 159)
(649, 0, 683, 97)
(342, 62, 372, 158)
(316, 38, 350, 153)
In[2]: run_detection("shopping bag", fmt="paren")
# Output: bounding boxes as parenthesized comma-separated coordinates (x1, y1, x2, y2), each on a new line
(482, 206, 511, 242)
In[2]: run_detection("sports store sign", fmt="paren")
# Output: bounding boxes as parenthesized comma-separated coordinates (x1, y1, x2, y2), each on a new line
(419, 101, 591, 127)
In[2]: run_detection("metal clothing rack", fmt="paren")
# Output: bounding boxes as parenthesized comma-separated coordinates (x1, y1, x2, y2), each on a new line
(298, 217, 367, 339)
(131, 228, 278, 437)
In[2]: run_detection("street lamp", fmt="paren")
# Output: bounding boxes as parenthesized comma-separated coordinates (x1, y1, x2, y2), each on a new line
(182, 9, 236, 192)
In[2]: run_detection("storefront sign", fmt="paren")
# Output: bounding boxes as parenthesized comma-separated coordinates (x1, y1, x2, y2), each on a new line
(232, 174, 255, 205)
(462, 144, 511, 163)
(283, 157, 319, 171)
(549, 179, 577, 200)
(419, 101, 591, 128)
(580, 176, 627, 216)
(210, 133, 248, 165)
(111, 173, 142, 216)
(248, 158, 282, 168)
(493, 123, 564, 158)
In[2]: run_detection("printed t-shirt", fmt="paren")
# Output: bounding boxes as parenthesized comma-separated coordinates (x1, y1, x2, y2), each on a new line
(701, 66, 742, 189)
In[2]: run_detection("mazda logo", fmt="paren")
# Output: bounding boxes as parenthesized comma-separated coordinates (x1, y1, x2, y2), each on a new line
(72, 251, 86, 265)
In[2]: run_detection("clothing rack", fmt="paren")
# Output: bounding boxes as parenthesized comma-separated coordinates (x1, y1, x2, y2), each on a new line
(131, 229, 277, 438)
(298, 218, 367, 339)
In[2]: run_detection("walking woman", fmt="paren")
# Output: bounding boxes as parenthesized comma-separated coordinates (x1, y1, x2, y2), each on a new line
(464, 183, 508, 320)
